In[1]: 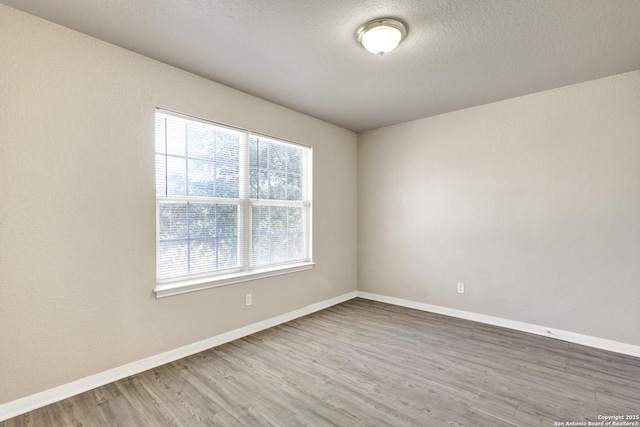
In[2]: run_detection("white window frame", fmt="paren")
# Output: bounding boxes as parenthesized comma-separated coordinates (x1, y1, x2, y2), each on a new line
(154, 109, 313, 298)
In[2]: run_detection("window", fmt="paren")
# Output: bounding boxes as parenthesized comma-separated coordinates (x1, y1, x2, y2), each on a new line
(154, 110, 312, 297)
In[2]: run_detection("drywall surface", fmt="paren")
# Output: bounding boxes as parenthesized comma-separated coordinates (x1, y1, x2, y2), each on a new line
(358, 70, 640, 346)
(0, 5, 357, 404)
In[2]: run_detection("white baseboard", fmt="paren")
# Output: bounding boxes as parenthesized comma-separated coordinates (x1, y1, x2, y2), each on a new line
(0, 291, 357, 422)
(357, 291, 640, 358)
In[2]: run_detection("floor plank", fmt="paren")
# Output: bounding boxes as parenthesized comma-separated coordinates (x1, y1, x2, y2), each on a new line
(3, 298, 639, 426)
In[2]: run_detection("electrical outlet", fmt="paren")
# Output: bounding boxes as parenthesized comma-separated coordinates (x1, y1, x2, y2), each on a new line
(457, 283, 465, 294)
(245, 293, 252, 306)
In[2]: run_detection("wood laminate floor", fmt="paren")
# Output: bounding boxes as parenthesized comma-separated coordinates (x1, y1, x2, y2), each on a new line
(2, 298, 639, 426)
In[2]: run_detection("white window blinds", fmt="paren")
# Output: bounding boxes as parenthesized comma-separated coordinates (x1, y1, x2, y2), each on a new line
(249, 135, 310, 267)
(155, 110, 311, 287)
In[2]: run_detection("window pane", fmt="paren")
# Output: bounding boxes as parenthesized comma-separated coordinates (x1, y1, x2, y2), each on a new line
(251, 206, 271, 266)
(165, 116, 186, 156)
(271, 206, 287, 233)
(249, 168, 258, 199)
(257, 170, 269, 199)
(166, 156, 187, 196)
(269, 172, 286, 200)
(190, 240, 217, 273)
(157, 201, 239, 278)
(216, 132, 240, 164)
(288, 234, 304, 259)
(159, 203, 187, 240)
(189, 203, 216, 238)
(155, 154, 166, 195)
(252, 205, 270, 235)
(251, 205, 306, 267)
(254, 137, 269, 169)
(271, 235, 288, 263)
(186, 122, 215, 160)
(288, 206, 302, 232)
(217, 238, 237, 269)
(216, 164, 239, 198)
(217, 204, 238, 237)
(159, 241, 188, 277)
(187, 159, 215, 197)
(269, 143, 286, 171)
(286, 174, 302, 201)
(252, 235, 270, 267)
(155, 116, 167, 154)
(187, 203, 239, 273)
(249, 136, 305, 201)
(288, 146, 303, 175)
(249, 136, 258, 167)
(157, 113, 241, 199)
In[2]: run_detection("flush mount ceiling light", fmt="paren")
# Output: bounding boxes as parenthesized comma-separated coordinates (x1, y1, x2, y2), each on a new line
(356, 18, 408, 56)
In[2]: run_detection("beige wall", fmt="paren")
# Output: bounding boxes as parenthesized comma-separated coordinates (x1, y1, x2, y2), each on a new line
(358, 70, 640, 346)
(0, 5, 357, 404)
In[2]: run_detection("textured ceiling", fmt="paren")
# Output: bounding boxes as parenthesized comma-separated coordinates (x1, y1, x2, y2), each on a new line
(3, 0, 640, 132)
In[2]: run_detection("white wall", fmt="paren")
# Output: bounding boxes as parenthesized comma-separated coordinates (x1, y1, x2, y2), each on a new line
(358, 70, 640, 346)
(0, 5, 357, 404)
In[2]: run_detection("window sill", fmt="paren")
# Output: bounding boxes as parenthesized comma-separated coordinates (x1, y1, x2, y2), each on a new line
(154, 262, 315, 298)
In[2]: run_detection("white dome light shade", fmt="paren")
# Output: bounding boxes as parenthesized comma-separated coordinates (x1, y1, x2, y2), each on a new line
(362, 26, 402, 55)
(357, 18, 408, 56)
